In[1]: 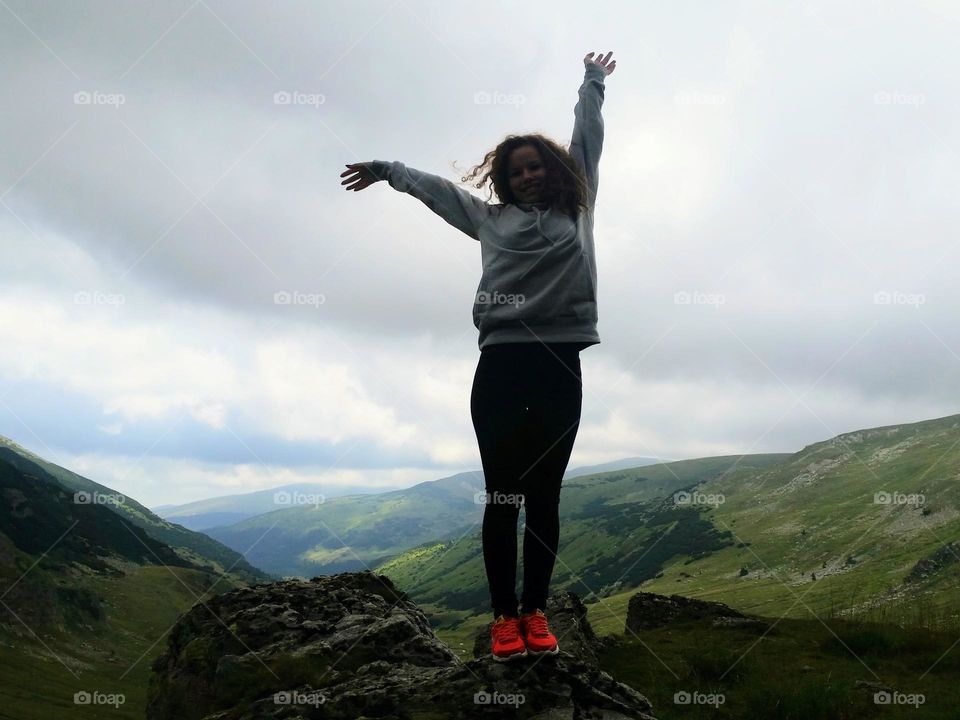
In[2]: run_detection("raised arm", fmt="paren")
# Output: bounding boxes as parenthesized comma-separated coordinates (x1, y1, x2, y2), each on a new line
(569, 51, 616, 208)
(342, 160, 490, 241)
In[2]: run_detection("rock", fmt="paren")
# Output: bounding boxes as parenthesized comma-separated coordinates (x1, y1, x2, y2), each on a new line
(625, 592, 747, 632)
(148, 571, 658, 720)
(905, 541, 960, 582)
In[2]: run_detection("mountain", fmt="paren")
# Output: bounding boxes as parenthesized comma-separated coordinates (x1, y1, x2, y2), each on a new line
(374, 454, 790, 615)
(155, 458, 664, 532)
(206, 471, 487, 577)
(564, 455, 666, 479)
(0, 436, 272, 584)
(206, 457, 785, 583)
(374, 413, 960, 625)
(0, 452, 267, 720)
(0, 455, 191, 579)
(153, 482, 406, 531)
(632, 412, 960, 621)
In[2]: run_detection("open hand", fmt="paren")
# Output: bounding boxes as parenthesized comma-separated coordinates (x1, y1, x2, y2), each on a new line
(340, 162, 383, 192)
(584, 51, 616, 76)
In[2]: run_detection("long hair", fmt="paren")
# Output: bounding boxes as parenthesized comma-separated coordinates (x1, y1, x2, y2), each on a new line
(457, 134, 589, 220)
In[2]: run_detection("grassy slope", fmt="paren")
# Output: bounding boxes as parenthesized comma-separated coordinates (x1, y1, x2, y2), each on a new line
(597, 614, 960, 719)
(207, 479, 485, 577)
(376, 454, 790, 613)
(0, 565, 239, 720)
(0, 439, 271, 584)
(637, 414, 960, 621)
(208, 456, 789, 580)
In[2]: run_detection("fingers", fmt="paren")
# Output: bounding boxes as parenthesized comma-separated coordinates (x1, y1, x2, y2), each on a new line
(584, 51, 615, 64)
(341, 162, 377, 191)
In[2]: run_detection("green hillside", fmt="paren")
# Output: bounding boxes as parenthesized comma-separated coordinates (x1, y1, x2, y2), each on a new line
(375, 454, 790, 614)
(0, 437, 271, 584)
(380, 414, 960, 632)
(154, 482, 402, 531)
(637, 413, 960, 622)
(0, 455, 256, 719)
(207, 456, 787, 581)
(0, 564, 239, 720)
(207, 472, 488, 577)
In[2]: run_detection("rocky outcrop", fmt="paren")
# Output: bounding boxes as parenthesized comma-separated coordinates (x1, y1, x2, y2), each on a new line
(148, 571, 657, 720)
(905, 541, 960, 582)
(626, 591, 752, 632)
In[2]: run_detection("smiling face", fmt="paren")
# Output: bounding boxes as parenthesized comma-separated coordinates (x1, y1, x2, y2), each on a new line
(507, 145, 548, 203)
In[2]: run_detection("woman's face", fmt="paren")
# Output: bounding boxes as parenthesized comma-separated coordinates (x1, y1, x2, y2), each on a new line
(507, 145, 547, 203)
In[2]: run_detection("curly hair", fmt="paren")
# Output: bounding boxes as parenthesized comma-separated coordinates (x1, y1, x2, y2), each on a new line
(456, 134, 590, 220)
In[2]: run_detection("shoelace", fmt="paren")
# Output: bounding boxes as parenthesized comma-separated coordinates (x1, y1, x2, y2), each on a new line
(494, 616, 520, 642)
(524, 612, 550, 637)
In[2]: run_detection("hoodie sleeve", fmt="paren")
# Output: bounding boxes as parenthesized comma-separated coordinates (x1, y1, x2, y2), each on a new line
(368, 160, 489, 241)
(568, 64, 607, 208)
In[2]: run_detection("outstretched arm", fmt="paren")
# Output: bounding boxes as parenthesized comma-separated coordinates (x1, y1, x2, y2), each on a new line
(341, 160, 489, 241)
(569, 51, 616, 209)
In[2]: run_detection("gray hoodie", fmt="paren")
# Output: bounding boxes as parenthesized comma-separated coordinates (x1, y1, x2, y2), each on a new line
(370, 63, 606, 351)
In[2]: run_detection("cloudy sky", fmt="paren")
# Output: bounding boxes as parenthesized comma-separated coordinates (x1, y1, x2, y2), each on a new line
(2, 1, 958, 508)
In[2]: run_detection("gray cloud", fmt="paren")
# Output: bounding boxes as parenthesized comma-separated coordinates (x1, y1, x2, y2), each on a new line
(2, 1, 959, 504)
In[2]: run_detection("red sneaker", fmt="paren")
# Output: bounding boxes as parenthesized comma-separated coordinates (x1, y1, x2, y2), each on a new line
(519, 609, 559, 655)
(490, 615, 527, 662)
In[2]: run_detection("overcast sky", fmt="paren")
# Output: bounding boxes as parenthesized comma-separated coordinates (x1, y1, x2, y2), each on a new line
(2, 1, 958, 508)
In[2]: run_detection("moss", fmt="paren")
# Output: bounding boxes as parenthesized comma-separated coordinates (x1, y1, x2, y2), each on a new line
(271, 653, 333, 687)
(182, 636, 213, 673)
(213, 660, 277, 706)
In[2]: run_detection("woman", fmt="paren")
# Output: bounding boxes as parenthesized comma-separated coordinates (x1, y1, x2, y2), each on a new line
(341, 50, 615, 661)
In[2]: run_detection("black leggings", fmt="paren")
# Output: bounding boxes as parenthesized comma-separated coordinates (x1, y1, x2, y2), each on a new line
(471, 341, 583, 619)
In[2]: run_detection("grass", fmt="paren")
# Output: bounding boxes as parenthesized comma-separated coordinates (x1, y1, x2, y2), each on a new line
(0, 566, 234, 720)
(597, 615, 960, 719)
(5, 565, 958, 720)
(438, 590, 960, 719)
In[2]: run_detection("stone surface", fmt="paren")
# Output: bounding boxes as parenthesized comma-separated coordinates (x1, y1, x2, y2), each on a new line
(148, 571, 657, 720)
(625, 591, 749, 632)
(905, 540, 960, 582)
